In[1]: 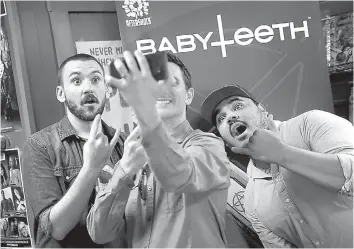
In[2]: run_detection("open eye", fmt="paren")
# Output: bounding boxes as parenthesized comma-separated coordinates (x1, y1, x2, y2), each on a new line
(71, 78, 81, 85)
(218, 115, 225, 123)
(233, 103, 243, 110)
(92, 76, 101, 84)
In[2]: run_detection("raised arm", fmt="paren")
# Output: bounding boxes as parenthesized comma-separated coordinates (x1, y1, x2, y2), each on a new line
(141, 122, 230, 194)
(21, 137, 99, 241)
(281, 110, 353, 194)
(87, 127, 145, 244)
(22, 115, 120, 241)
(232, 111, 353, 195)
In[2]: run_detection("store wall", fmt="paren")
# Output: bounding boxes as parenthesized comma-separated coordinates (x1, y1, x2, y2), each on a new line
(17, 1, 65, 132)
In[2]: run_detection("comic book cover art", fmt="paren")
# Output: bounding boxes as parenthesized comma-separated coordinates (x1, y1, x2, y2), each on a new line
(1, 149, 32, 248)
(323, 12, 353, 73)
(1, 215, 31, 247)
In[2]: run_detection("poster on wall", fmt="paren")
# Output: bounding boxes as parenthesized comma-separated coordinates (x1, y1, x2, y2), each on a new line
(322, 12, 353, 73)
(75, 40, 136, 134)
(1, 21, 21, 133)
(1, 149, 32, 248)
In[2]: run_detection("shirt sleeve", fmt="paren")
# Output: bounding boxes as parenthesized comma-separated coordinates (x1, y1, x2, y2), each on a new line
(301, 110, 354, 196)
(21, 137, 61, 240)
(86, 163, 134, 244)
(141, 122, 230, 194)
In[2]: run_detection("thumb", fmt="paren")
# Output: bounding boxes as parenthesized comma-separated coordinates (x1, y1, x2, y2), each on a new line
(267, 114, 278, 132)
(270, 163, 280, 174)
(126, 126, 141, 143)
(231, 147, 252, 156)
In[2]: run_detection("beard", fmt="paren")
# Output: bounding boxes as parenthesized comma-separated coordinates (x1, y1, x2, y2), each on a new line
(66, 98, 106, 121)
(249, 108, 269, 130)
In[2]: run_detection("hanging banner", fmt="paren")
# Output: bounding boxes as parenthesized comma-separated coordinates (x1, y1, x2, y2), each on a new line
(75, 40, 136, 134)
(1, 149, 32, 248)
(116, 1, 333, 132)
(116, 0, 334, 223)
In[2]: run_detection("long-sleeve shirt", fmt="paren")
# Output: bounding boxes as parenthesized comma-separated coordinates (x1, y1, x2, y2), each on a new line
(87, 120, 231, 248)
(245, 110, 353, 248)
(21, 116, 126, 248)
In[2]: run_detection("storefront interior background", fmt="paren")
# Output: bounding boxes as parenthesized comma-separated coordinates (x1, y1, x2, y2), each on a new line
(1, 0, 353, 149)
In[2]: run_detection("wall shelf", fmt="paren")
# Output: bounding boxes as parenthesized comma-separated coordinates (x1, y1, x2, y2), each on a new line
(320, 1, 353, 123)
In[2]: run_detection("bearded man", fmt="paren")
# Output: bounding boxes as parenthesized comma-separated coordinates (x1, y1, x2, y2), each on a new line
(21, 54, 125, 248)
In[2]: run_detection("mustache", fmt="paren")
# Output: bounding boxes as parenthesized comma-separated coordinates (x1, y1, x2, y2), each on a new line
(81, 94, 99, 105)
(227, 118, 241, 128)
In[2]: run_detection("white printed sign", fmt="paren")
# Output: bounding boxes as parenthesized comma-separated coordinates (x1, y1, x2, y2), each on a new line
(75, 41, 136, 134)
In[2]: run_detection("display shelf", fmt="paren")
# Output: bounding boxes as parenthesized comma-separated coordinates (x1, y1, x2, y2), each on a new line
(320, 1, 353, 122)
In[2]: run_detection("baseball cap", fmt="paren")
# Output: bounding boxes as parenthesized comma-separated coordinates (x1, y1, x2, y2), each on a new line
(200, 85, 258, 126)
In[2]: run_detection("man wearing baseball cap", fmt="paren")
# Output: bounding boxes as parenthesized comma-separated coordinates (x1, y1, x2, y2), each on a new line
(201, 85, 353, 248)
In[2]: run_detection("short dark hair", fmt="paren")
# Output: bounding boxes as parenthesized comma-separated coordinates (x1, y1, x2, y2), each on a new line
(166, 53, 192, 90)
(57, 53, 104, 86)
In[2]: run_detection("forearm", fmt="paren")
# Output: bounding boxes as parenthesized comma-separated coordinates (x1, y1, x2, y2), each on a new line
(87, 165, 133, 244)
(142, 123, 230, 193)
(49, 165, 99, 240)
(140, 121, 192, 192)
(132, 105, 161, 137)
(132, 107, 191, 191)
(279, 144, 346, 191)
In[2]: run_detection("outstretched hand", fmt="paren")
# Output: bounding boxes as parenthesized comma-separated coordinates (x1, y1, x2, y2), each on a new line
(106, 50, 163, 111)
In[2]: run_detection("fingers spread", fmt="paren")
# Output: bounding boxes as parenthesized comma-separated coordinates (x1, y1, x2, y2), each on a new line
(124, 51, 139, 75)
(134, 50, 151, 76)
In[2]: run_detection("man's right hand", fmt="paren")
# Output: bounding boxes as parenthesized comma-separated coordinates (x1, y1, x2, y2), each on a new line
(83, 114, 120, 173)
(120, 127, 147, 179)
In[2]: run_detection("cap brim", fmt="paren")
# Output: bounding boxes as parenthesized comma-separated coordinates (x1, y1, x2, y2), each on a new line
(200, 85, 255, 126)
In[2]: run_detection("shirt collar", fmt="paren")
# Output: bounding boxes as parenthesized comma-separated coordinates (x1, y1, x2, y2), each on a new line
(58, 115, 116, 141)
(170, 120, 193, 144)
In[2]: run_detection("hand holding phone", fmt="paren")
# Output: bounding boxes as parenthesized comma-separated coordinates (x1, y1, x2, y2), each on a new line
(106, 50, 166, 123)
(109, 51, 169, 81)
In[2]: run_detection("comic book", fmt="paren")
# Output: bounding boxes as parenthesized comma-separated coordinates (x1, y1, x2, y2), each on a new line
(323, 12, 353, 73)
(1, 149, 32, 248)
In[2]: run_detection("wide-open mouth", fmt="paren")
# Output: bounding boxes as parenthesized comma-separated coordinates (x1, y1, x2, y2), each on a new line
(230, 122, 247, 138)
(82, 95, 98, 105)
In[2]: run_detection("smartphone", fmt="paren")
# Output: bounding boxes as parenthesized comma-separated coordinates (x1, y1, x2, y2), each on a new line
(109, 51, 169, 81)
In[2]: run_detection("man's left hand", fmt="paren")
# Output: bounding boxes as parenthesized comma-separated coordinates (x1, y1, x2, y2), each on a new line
(231, 115, 285, 164)
(106, 50, 163, 134)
